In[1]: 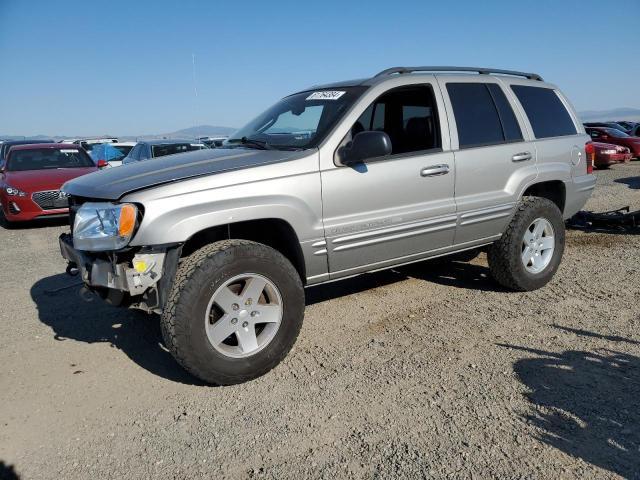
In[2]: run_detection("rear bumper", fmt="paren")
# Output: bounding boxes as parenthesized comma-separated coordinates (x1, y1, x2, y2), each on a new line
(594, 153, 632, 166)
(564, 174, 596, 219)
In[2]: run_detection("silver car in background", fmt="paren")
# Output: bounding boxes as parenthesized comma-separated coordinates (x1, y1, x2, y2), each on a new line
(59, 66, 595, 385)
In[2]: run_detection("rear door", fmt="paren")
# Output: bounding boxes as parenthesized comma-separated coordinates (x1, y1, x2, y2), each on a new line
(437, 76, 537, 245)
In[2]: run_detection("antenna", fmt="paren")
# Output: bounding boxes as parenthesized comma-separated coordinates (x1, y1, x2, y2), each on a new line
(191, 53, 199, 134)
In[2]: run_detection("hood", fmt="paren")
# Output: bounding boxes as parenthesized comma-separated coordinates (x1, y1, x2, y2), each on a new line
(4, 167, 97, 193)
(61, 147, 306, 200)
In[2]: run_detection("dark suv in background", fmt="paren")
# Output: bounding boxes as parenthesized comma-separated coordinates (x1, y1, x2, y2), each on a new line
(122, 139, 208, 165)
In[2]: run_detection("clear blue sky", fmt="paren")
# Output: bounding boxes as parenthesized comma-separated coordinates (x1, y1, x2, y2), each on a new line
(1, 0, 638, 136)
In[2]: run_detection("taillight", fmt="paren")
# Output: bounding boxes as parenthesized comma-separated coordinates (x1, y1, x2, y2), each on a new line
(585, 142, 595, 174)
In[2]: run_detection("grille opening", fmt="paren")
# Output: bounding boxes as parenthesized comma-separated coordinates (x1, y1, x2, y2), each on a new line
(32, 190, 70, 210)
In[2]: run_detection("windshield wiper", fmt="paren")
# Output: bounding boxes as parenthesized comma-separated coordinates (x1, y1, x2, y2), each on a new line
(226, 137, 274, 150)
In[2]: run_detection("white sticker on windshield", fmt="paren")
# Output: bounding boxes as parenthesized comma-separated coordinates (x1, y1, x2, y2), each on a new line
(60, 149, 79, 153)
(306, 91, 346, 101)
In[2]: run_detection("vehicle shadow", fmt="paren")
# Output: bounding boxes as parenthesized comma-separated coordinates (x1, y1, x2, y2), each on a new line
(615, 176, 640, 190)
(306, 258, 503, 305)
(402, 259, 505, 293)
(0, 213, 68, 230)
(500, 337, 640, 479)
(0, 461, 20, 480)
(30, 273, 205, 386)
(552, 323, 640, 345)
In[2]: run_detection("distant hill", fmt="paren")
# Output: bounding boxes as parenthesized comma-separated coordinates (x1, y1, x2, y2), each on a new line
(579, 108, 640, 123)
(1, 125, 237, 142)
(6, 111, 640, 143)
(133, 125, 237, 141)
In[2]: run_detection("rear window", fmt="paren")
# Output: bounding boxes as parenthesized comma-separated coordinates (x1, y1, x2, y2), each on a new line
(89, 144, 133, 162)
(511, 85, 577, 139)
(151, 143, 206, 158)
(7, 148, 95, 171)
(114, 145, 133, 156)
(447, 83, 522, 148)
(602, 128, 629, 138)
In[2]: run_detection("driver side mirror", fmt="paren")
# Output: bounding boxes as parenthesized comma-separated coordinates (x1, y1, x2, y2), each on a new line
(97, 159, 109, 169)
(342, 131, 392, 165)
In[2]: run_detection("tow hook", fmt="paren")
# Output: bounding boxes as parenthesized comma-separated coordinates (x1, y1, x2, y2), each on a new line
(66, 262, 79, 277)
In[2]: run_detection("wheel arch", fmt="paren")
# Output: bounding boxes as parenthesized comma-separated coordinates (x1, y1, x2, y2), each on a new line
(521, 180, 566, 214)
(181, 218, 307, 283)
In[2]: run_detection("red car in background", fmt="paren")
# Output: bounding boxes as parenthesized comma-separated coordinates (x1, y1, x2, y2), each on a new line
(591, 142, 632, 169)
(0, 143, 102, 223)
(585, 127, 640, 158)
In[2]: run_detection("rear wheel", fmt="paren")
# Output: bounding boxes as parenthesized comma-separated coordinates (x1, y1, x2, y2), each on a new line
(161, 239, 305, 385)
(488, 197, 565, 291)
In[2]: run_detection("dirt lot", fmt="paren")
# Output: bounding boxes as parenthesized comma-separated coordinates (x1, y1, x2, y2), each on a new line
(1, 163, 639, 480)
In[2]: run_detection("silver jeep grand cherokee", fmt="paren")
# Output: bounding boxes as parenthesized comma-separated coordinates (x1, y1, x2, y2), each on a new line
(59, 66, 596, 385)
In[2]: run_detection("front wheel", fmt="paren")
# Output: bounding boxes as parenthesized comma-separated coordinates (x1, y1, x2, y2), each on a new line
(161, 239, 305, 385)
(0, 207, 14, 229)
(488, 197, 565, 291)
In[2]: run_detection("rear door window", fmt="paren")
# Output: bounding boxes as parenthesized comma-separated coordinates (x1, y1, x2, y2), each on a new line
(447, 83, 517, 148)
(511, 85, 577, 139)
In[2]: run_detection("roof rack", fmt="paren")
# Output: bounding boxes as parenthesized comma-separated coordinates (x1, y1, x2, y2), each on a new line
(374, 66, 543, 81)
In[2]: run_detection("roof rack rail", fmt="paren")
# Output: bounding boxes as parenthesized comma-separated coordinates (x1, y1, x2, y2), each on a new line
(374, 66, 543, 81)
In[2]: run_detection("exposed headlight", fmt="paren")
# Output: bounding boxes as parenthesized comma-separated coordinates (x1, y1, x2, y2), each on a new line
(73, 202, 139, 251)
(5, 185, 27, 197)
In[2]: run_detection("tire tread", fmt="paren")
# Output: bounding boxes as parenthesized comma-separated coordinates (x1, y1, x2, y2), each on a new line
(160, 239, 303, 385)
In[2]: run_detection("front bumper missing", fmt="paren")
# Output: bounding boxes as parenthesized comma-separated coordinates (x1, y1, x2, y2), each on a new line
(58, 233, 166, 297)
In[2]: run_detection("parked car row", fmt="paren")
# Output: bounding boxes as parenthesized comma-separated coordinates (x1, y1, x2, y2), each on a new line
(0, 143, 99, 222)
(583, 122, 640, 168)
(0, 137, 210, 223)
(2, 110, 638, 226)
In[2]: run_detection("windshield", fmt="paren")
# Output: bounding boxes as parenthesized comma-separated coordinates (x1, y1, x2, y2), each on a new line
(89, 144, 133, 162)
(7, 148, 95, 171)
(603, 128, 630, 138)
(151, 143, 207, 158)
(225, 86, 368, 150)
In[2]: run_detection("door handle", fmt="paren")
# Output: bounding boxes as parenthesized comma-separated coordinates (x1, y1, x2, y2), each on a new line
(420, 164, 450, 177)
(512, 152, 532, 162)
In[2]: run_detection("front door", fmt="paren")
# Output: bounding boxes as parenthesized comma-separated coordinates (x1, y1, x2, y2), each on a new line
(320, 82, 457, 277)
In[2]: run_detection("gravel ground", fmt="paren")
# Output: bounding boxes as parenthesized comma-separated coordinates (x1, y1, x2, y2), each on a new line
(1, 163, 639, 480)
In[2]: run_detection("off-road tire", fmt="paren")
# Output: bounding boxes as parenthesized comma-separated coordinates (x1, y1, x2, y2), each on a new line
(487, 196, 565, 291)
(161, 239, 305, 385)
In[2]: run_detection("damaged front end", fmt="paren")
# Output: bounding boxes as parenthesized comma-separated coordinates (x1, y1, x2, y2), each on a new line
(59, 233, 181, 314)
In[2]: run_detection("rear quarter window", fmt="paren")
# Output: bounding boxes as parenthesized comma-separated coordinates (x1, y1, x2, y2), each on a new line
(446, 83, 522, 149)
(511, 85, 577, 139)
